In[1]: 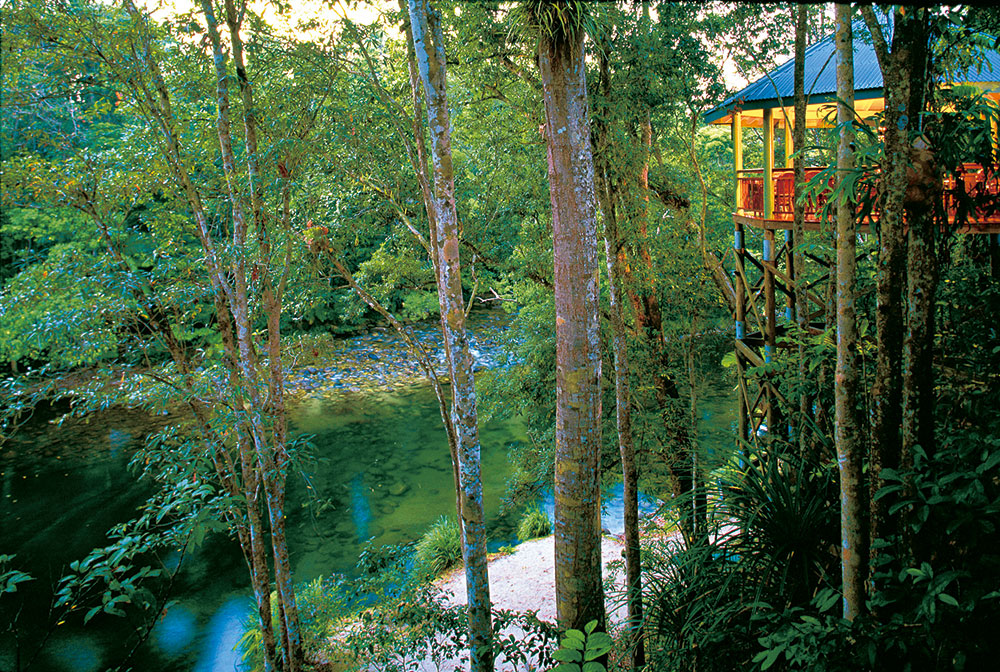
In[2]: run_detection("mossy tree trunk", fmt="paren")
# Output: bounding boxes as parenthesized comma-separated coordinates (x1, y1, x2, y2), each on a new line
(406, 2, 494, 670)
(590, 23, 645, 665)
(536, 2, 606, 634)
(834, 4, 868, 622)
(792, 4, 810, 454)
(598, 176, 646, 669)
(861, 4, 930, 573)
(897, 11, 938, 568)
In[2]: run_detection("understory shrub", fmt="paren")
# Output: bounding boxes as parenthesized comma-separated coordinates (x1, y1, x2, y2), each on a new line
(644, 406, 1000, 672)
(516, 504, 552, 541)
(238, 575, 350, 672)
(414, 515, 462, 577)
(551, 620, 613, 672)
(238, 541, 559, 672)
(644, 448, 839, 671)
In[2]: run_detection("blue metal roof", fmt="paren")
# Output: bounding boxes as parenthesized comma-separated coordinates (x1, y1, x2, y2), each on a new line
(705, 19, 1000, 124)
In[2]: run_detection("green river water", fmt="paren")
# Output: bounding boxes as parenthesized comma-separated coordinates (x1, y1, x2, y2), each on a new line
(1, 364, 735, 672)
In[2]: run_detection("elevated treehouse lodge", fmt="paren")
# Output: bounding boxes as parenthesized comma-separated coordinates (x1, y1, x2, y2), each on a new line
(703, 20, 1000, 447)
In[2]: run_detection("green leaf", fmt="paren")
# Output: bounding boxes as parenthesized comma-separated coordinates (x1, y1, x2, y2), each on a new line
(816, 589, 840, 612)
(584, 632, 613, 660)
(552, 649, 582, 663)
(879, 468, 901, 482)
(980, 450, 1000, 473)
(759, 646, 782, 670)
(938, 593, 959, 607)
(582, 662, 606, 672)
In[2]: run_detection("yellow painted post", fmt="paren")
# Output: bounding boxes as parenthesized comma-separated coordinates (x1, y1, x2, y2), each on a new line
(764, 108, 774, 219)
(991, 103, 998, 152)
(992, 107, 999, 167)
(992, 105, 1000, 278)
(784, 115, 794, 168)
(784, 114, 795, 322)
(733, 111, 744, 212)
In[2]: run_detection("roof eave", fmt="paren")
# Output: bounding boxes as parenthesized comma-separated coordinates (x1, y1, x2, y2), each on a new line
(704, 88, 886, 125)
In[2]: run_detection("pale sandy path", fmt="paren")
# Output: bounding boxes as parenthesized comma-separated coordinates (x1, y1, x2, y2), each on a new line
(434, 535, 629, 624)
(332, 531, 686, 671)
(396, 535, 632, 671)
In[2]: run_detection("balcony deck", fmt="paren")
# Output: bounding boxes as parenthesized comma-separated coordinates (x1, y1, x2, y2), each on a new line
(735, 164, 1000, 234)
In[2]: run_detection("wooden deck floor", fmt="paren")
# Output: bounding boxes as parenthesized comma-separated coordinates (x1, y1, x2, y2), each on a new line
(733, 212, 1000, 234)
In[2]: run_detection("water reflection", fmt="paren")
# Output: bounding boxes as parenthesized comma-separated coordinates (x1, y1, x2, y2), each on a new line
(349, 473, 372, 542)
(153, 604, 196, 657)
(108, 428, 131, 459)
(192, 597, 248, 672)
(2, 385, 518, 671)
(537, 483, 660, 537)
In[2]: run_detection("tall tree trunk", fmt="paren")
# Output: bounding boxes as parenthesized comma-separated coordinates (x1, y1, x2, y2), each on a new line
(118, 1, 305, 666)
(225, 5, 303, 662)
(834, 5, 867, 622)
(593, 7, 703, 550)
(593, 12, 694, 547)
(591, 29, 644, 665)
(901, 159, 939, 563)
(601, 204, 645, 669)
(406, 2, 493, 668)
(860, 4, 925, 574)
(397, 0, 465, 525)
(792, 4, 810, 455)
(197, 3, 303, 664)
(686, 110, 711, 541)
(536, 5, 606, 633)
(898, 11, 937, 567)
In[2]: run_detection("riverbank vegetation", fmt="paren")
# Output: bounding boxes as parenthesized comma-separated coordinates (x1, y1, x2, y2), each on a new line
(3, 2, 999, 671)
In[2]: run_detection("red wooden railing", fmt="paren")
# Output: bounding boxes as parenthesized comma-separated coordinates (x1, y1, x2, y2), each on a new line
(737, 168, 830, 220)
(943, 163, 1000, 221)
(736, 163, 1000, 225)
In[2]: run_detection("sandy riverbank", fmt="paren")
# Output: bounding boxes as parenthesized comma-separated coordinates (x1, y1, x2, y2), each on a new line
(434, 534, 631, 624)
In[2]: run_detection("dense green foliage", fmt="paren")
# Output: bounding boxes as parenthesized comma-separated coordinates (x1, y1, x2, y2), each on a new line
(3, 2, 1000, 671)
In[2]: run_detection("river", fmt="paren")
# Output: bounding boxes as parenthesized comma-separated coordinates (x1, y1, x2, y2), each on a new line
(0, 315, 735, 671)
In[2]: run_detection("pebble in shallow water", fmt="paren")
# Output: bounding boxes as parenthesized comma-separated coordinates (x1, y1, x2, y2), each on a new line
(286, 311, 512, 397)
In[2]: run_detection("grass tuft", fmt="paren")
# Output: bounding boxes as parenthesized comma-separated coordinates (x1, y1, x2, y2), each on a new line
(516, 504, 552, 542)
(414, 515, 463, 576)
